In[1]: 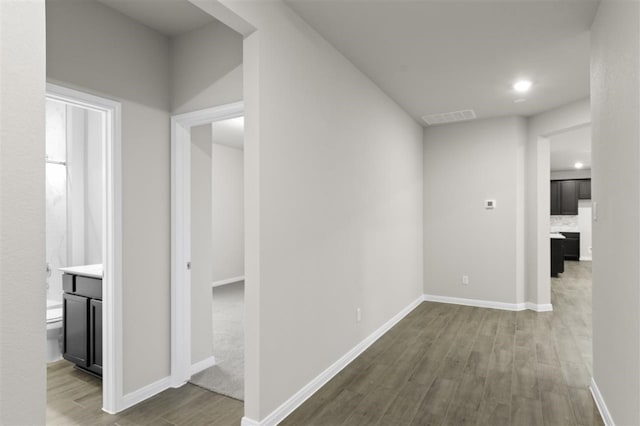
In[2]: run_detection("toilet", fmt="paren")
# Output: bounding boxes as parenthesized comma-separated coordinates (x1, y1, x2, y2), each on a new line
(46, 300, 63, 363)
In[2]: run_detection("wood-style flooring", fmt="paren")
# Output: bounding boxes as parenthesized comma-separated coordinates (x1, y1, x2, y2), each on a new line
(46, 362, 243, 425)
(47, 261, 601, 425)
(281, 261, 602, 425)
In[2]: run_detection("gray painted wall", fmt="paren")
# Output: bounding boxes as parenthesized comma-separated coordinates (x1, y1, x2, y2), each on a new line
(47, 0, 172, 393)
(170, 20, 243, 114)
(221, 1, 424, 420)
(191, 124, 214, 365)
(212, 143, 244, 283)
(591, 0, 640, 423)
(424, 117, 526, 304)
(0, 0, 46, 424)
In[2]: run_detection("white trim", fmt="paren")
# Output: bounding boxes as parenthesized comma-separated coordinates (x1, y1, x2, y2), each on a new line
(171, 102, 244, 387)
(580, 256, 593, 261)
(190, 356, 217, 376)
(118, 377, 171, 412)
(525, 302, 553, 312)
(243, 295, 423, 426)
(423, 294, 523, 311)
(423, 294, 552, 312)
(590, 377, 615, 426)
(212, 276, 245, 288)
(46, 83, 123, 414)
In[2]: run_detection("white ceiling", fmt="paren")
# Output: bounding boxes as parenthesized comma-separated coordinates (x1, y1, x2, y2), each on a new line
(550, 126, 591, 171)
(97, 0, 216, 37)
(285, 0, 599, 123)
(212, 117, 244, 150)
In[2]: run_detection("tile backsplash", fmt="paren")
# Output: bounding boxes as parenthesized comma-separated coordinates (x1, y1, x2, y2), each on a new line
(550, 215, 579, 232)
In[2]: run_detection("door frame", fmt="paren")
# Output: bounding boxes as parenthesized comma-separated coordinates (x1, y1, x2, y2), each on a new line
(170, 102, 244, 386)
(46, 83, 123, 413)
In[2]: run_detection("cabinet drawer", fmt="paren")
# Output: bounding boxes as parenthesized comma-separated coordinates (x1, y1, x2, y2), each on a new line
(76, 276, 102, 300)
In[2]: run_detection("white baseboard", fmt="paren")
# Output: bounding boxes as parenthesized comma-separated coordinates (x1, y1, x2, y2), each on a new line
(590, 377, 615, 426)
(119, 376, 171, 412)
(190, 356, 216, 376)
(212, 276, 245, 288)
(241, 418, 260, 426)
(242, 295, 424, 426)
(423, 294, 552, 312)
(580, 256, 592, 261)
(525, 302, 553, 312)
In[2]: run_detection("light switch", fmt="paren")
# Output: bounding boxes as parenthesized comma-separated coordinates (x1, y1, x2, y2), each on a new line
(484, 199, 496, 209)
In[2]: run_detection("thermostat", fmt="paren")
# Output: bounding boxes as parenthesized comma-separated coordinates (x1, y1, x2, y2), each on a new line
(484, 199, 496, 209)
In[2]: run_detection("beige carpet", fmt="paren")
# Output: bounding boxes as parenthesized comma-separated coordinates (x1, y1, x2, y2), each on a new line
(190, 281, 244, 401)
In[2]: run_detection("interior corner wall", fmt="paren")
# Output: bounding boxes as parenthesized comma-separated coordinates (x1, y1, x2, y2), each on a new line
(525, 98, 590, 306)
(423, 117, 526, 304)
(221, 1, 423, 420)
(190, 124, 214, 365)
(170, 20, 243, 114)
(0, 1, 46, 424)
(591, 0, 640, 423)
(211, 143, 244, 282)
(46, 0, 172, 394)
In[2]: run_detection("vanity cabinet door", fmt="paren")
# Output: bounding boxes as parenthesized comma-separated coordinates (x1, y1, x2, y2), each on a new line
(63, 293, 88, 367)
(88, 300, 103, 374)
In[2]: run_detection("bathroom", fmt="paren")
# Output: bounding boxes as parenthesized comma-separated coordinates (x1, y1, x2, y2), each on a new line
(45, 96, 104, 368)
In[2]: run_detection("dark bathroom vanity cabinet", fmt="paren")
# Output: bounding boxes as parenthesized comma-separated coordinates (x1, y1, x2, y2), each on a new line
(60, 265, 103, 377)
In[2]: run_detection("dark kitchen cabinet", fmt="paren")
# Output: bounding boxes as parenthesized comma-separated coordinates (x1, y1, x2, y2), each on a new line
(561, 232, 580, 260)
(560, 180, 579, 215)
(550, 181, 561, 215)
(62, 273, 102, 376)
(579, 180, 591, 199)
(551, 238, 565, 277)
(551, 179, 591, 215)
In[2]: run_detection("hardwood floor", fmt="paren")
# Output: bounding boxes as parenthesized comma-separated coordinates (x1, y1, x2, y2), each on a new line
(46, 361, 243, 425)
(47, 261, 600, 425)
(282, 260, 602, 426)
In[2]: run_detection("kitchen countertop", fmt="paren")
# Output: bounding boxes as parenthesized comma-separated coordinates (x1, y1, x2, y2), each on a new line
(550, 233, 566, 239)
(59, 264, 103, 279)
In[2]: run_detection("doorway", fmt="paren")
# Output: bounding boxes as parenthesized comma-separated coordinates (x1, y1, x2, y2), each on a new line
(170, 102, 244, 395)
(45, 83, 122, 413)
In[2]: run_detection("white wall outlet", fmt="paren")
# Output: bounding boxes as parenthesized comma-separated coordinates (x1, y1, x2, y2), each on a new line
(462, 275, 469, 285)
(356, 308, 361, 323)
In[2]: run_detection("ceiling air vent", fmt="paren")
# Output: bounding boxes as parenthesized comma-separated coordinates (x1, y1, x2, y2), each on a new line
(421, 109, 477, 126)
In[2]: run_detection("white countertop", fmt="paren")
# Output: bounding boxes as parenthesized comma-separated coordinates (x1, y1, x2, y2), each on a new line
(550, 233, 566, 239)
(59, 264, 103, 279)
(550, 226, 579, 233)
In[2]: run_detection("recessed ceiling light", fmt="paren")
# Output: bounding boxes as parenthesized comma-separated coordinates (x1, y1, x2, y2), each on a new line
(574, 162, 584, 169)
(513, 80, 532, 93)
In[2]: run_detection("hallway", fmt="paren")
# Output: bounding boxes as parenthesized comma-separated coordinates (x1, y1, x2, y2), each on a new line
(46, 262, 600, 425)
(282, 261, 602, 425)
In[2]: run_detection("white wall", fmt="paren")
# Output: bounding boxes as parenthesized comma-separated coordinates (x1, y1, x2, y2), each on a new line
(577, 200, 592, 261)
(171, 20, 243, 114)
(591, 1, 640, 423)
(0, 0, 46, 424)
(424, 117, 527, 304)
(212, 142, 244, 282)
(525, 99, 590, 305)
(47, 0, 172, 393)
(220, 1, 424, 420)
(191, 124, 214, 365)
(550, 169, 591, 180)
